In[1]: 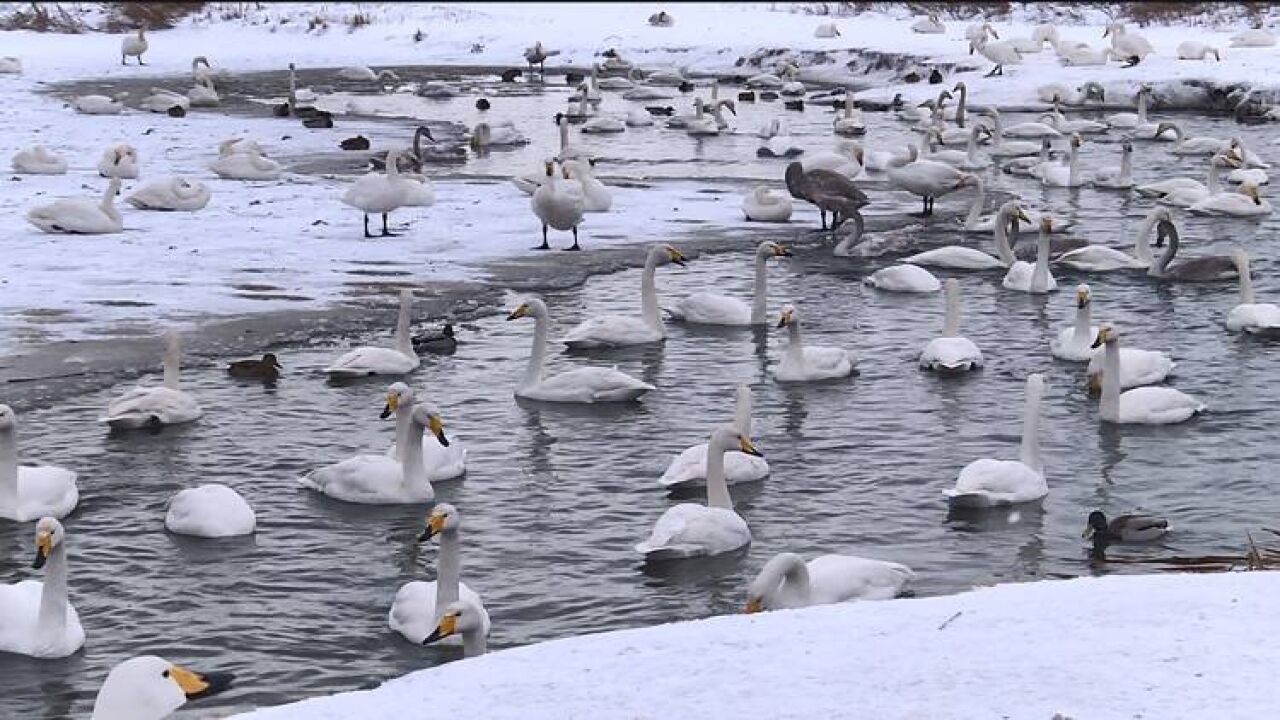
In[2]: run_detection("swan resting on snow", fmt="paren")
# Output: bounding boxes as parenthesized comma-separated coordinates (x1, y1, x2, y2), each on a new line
(28, 178, 123, 235)
(127, 177, 211, 211)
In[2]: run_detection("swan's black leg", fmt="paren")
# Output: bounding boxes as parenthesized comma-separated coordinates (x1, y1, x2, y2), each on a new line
(121, 55, 127, 66)
(363, 214, 374, 239)
(819, 209, 828, 230)
(533, 224, 551, 250)
(563, 226, 581, 251)
(380, 213, 399, 237)
(139, 54, 146, 66)
(831, 211, 845, 232)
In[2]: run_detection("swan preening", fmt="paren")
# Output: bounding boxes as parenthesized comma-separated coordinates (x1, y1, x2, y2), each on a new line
(907, 200, 1023, 270)
(0, 405, 79, 522)
(659, 384, 769, 488)
(164, 484, 256, 537)
(636, 424, 760, 560)
(325, 289, 420, 376)
(28, 178, 123, 234)
(390, 504, 490, 649)
(774, 304, 857, 382)
(101, 332, 203, 429)
(668, 241, 790, 326)
(920, 279, 983, 373)
(507, 298, 654, 402)
(1002, 216, 1059, 293)
(91, 655, 233, 720)
(744, 552, 913, 612)
(97, 144, 139, 179)
(1092, 326, 1204, 424)
(0, 517, 85, 658)
(128, 177, 211, 211)
(210, 143, 283, 181)
(562, 244, 686, 348)
(945, 373, 1047, 508)
(11, 145, 67, 174)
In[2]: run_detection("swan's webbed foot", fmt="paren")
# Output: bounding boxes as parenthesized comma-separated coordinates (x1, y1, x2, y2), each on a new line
(379, 213, 399, 237)
(1123, 56, 1141, 68)
(362, 214, 375, 239)
(562, 227, 581, 251)
(533, 241, 551, 250)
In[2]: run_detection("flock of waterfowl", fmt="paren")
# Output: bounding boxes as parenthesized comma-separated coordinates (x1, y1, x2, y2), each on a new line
(4, 8, 1280, 718)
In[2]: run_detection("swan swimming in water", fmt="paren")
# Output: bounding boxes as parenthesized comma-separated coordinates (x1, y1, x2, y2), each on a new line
(1033, 133, 1083, 187)
(1146, 209, 1237, 282)
(1188, 182, 1272, 217)
(668, 241, 790, 326)
(659, 384, 770, 489)
(744, 551, 914, 612)
(1002, 216, 1059, 293)
(1092, 326, 1204, 425)
(945, 373, 1048, 508)
(1050, 285, 1100, 362)
(506, 299, 654, 403)
(1090, 140, 1134, 189)
(905, 200, 1024, 270)
(919, 279, 984, 373)
(1226, 249, 1280, 337)
(0, 405, 78, 522)
(324, 289, 420, 377)
(1054, 207, 1156, 272)
(27, 178, 123, 234)
(11, 146, 67, 174)
(91, 655, 233, 720)
(389, 503, 490, 645)
(0, 518, 84, 658)
(865, 264, 942, 293)
(101, 332, 202, 429)
(773, 304, 857, 382)
(127, 177, 211, 211)
(164, 484, 255, 538)
(562, 244, 687, 348)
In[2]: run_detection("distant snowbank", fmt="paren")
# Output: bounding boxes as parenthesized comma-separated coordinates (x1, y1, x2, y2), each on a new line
(234, 571, 1280, 720)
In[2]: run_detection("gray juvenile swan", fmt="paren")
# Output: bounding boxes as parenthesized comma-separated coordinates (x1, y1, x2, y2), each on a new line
(1146, 209, 1237, 282)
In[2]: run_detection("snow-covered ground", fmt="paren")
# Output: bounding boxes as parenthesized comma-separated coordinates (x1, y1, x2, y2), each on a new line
(235, 570, 1280, 719)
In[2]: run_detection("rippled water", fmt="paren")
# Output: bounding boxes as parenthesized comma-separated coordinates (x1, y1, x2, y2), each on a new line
(6, 67, 1280, 717)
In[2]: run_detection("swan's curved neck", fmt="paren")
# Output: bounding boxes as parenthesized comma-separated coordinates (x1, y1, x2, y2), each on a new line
(963, 177, 987, 229)
(524, 312, 549, 388)
(37, 543, 69, 642)
(989, 113, 1004, 143)
(395, 294, 413, 356)
(1151, 221, 1179, 276)
(1237, 255, 1256, 304)
(400, 412, 428, 493)
(1031, 226, 1052, 291)
(435, 527, 461, 612)
(832, 212, 864, 255)
(1101, 339, 1121, 421)
(733, 386, 753, 435)
(943, 282, 961, 337)
(764, 555, 812, 606)
(1073, 301, 1092, 345)
(640, 252, 662, 329)
(288, 65, 297, 106)
(705, 439, 733, 511)
(100, 181, 117, 212)
(955, 86, 967, 127)
(992, 208, 1016, 265)
(750, 251, 770, 325)
(0, 428, 16, 509)
(393, 397, 413, 461)
(1019, 381, 1043, 471)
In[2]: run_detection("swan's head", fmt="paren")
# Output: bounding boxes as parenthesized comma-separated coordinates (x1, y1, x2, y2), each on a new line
(1040, 216, 1054, 233)
(1076, 284, 1092, 308)
(1120, 139, 1133, 155)
(1069, 133, 1082, 149)
(0, 404, 14, 432)
(653, 244, 686, 267)
(952, 81, 966, 94)
(380, 383, 415, 419)
(710, 423, 762, 457)
(92, 656, 233, 720)
(32, 517, 65, 569)
(776, 304, 797, 329)
(1081, 81, 1106, 102)
(956, 172, 981, 189)
(1083, 510, 1110, 539)
(418, 502, 459, 541)
(506, 298, 548, 321)
(424, 600, 486, 646)
(1091, 325, 1117, 349)
(757, 241, 792, 259)
(1153, 121, 1178, 140)
(744, 552, 804, 613)
(1243, 183, 1263, 205)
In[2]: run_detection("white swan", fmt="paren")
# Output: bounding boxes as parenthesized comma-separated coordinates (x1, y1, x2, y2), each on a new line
(1034, 133, 1083, 187)
(97, 144, 139, 179)
(944, 373, 1047, 507)
(340, 151, 425, 237)
(958, 177, 1070, 234)
(468, 121, 529, 149)
(300, 399, 448, 504)
(659, 384, 769, 489)
(1041, 105, 1108, 135)
(1001, 138, 1053, 178)
(1092, 326, 1203, 424)
(1189, 182, 1273, 217)
(1108, 85, 1156, 133)
(338, 65, 399, 82)
(815, 22, 841, 38)
(1153, 122, 1227, 154)
(121, 27, 147, 64)
(101, 332, 202, 429)
(1136, 151, 1238, 204)
(668, 241, 790, 326)
(0, 56, 21, 74)
(0, 406, 77, 522)
(865, 264, 942, 293)
(1232, 29, 1277, 47)
(1002, 116, 1062, 139)
(636, 424, 759, 560)
(506, 299, 654, 403)
(190, 55, 217, 83)
(127, 176, 211, 211)
(926, 124, 991, 170)
(1227, 167, 1269, 186)
(389, 503, 490, 645)
(1227, 249, 1280, 336)
(1090, 140, 1134, 189)
(833, 95, 865, 137)
(582, 115, 625, 134)
(920, 279, 984, 373)
(210, 146, 282, 181)
(773, 304, 857, 382)
(743, 186, 793, 222)
(1061, 44, 1116, 66)
(801, 140, 864, 178)
(422, 599, 489, 656)
(624, 109, 654, 127)
(324, 289, 420, 377)
(382, 383, 466, 481)
(562, 244, 686, 348)
(187, 77, 219, 107)
(74, 92, 129, 115)
(983, 110, 1045, 157)
(906, 200, 1023, 270)
(164, 484, 255, 537)
(1037, 81, 1105, 105)
(11, 146, 67, 174)
(744, 552, 913, 612)
(887, 157, 979, 215)
(28, 178, 123, 235)
(140, 87, 189, 113)
(532, 160, 586, 250)
(1050, 285, 1100, 361)
(1177, 41, 1221, 60)
(1105, 22, 1154, 65)
(91, 655, 233, 720)
(911, 11, 945, 34)
(1054, 207, 1156, 272)
(0, 517, 84, 658)
(1002, 216, 1058, 293)
(562, 159, 611, 212)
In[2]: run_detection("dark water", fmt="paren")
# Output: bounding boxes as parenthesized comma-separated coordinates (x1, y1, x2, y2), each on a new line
(5, 67, 1280, 717)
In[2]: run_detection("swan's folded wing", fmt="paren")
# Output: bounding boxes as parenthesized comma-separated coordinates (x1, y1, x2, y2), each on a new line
(807, 555, 915, 603)
(804, 346, 856, 375)
(15, 466, 79, 520)
(299, 454, 402, 502)
(636, 504, 748, 557)
(535, 367, 653, 402)
(1119, 387, 1205, 424)
(658, 443, 708, 486)
(947, 458, 1046, 505)
(28, 199, 109, 234)
(388, 580, 437, 642)
(920, 337, 982, 370)
(562, 316, 657, 348)
(324, 346, 418, 376)
(669, 293, 752, 325)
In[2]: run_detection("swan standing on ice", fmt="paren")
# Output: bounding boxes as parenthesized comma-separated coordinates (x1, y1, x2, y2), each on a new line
(121, 27, 147, 65)
(562, 244, 687, 348)
(668, 241, 791, 326)
(945, 373, 1048, 507)
(101, 332, 202, 430)
(91, 655, 233, 720)
(0, 406, 78, 522)
(28, 178, 123, 234)
(887, 157, 979, 216)
(127, 177, 211, 211)
(390, 503, 490, 645)
(341, 150, 425, 238)
(1002, 216, 1058, 293)
(532, 161, 587, 250)
(506, 299, 654, 402)
(637, 424, 760, 560)
(11, 146, 67, 174)
(325, 289, 420, 377)
(970, 34, 1024, 76)
(0, 518, 85, 658)
(1092, 327, 1204, 424)
(1105, 22, 1154, 66)
(784, 161, 867, 231)
(97, 144, 139, 179)
(164, 484, 256, 537)
(659, 384, 769, 489)
(743, 186, 793, 222)
(744, 551, 913, 612)
(920, 279, 983, 373)
(1226, 249, 1280, 336)
(773, 305, 857, 382)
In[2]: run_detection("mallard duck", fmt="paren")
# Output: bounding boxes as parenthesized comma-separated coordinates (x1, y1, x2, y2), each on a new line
(1083, 510, 1169, 546)
(227, 353, 282, 381)
(303, 112, 334, 129)
(412, 323, 457, 354)
(340, 136, 370, 151)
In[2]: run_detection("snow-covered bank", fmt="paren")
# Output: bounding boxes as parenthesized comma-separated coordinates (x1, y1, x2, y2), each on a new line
(236, 571, 1278, 719)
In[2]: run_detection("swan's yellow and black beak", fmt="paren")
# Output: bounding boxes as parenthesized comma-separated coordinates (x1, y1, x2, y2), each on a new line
(771, 243, 793, 258)
(380, 393, 400, 420)
(744, 597, 763, 614)
(1041, 216, 1054, 233)
(32, 530, 51, 570)
(1016, 207, 1032, 225)
(428, 413, 449, 447)
(776, 308, 794, 329)
(1249, 185, 1263, 205)
(168, 665, 234, 701)
(424, 611, 460, 645)
(1076, 288, 1091, 308)
(667, 247, 687, 266)
(506, 303, 530, 321)
(738, 436, 763, 458)
(1091, 327, 1112, 349)
(418, 510, 448, 542)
